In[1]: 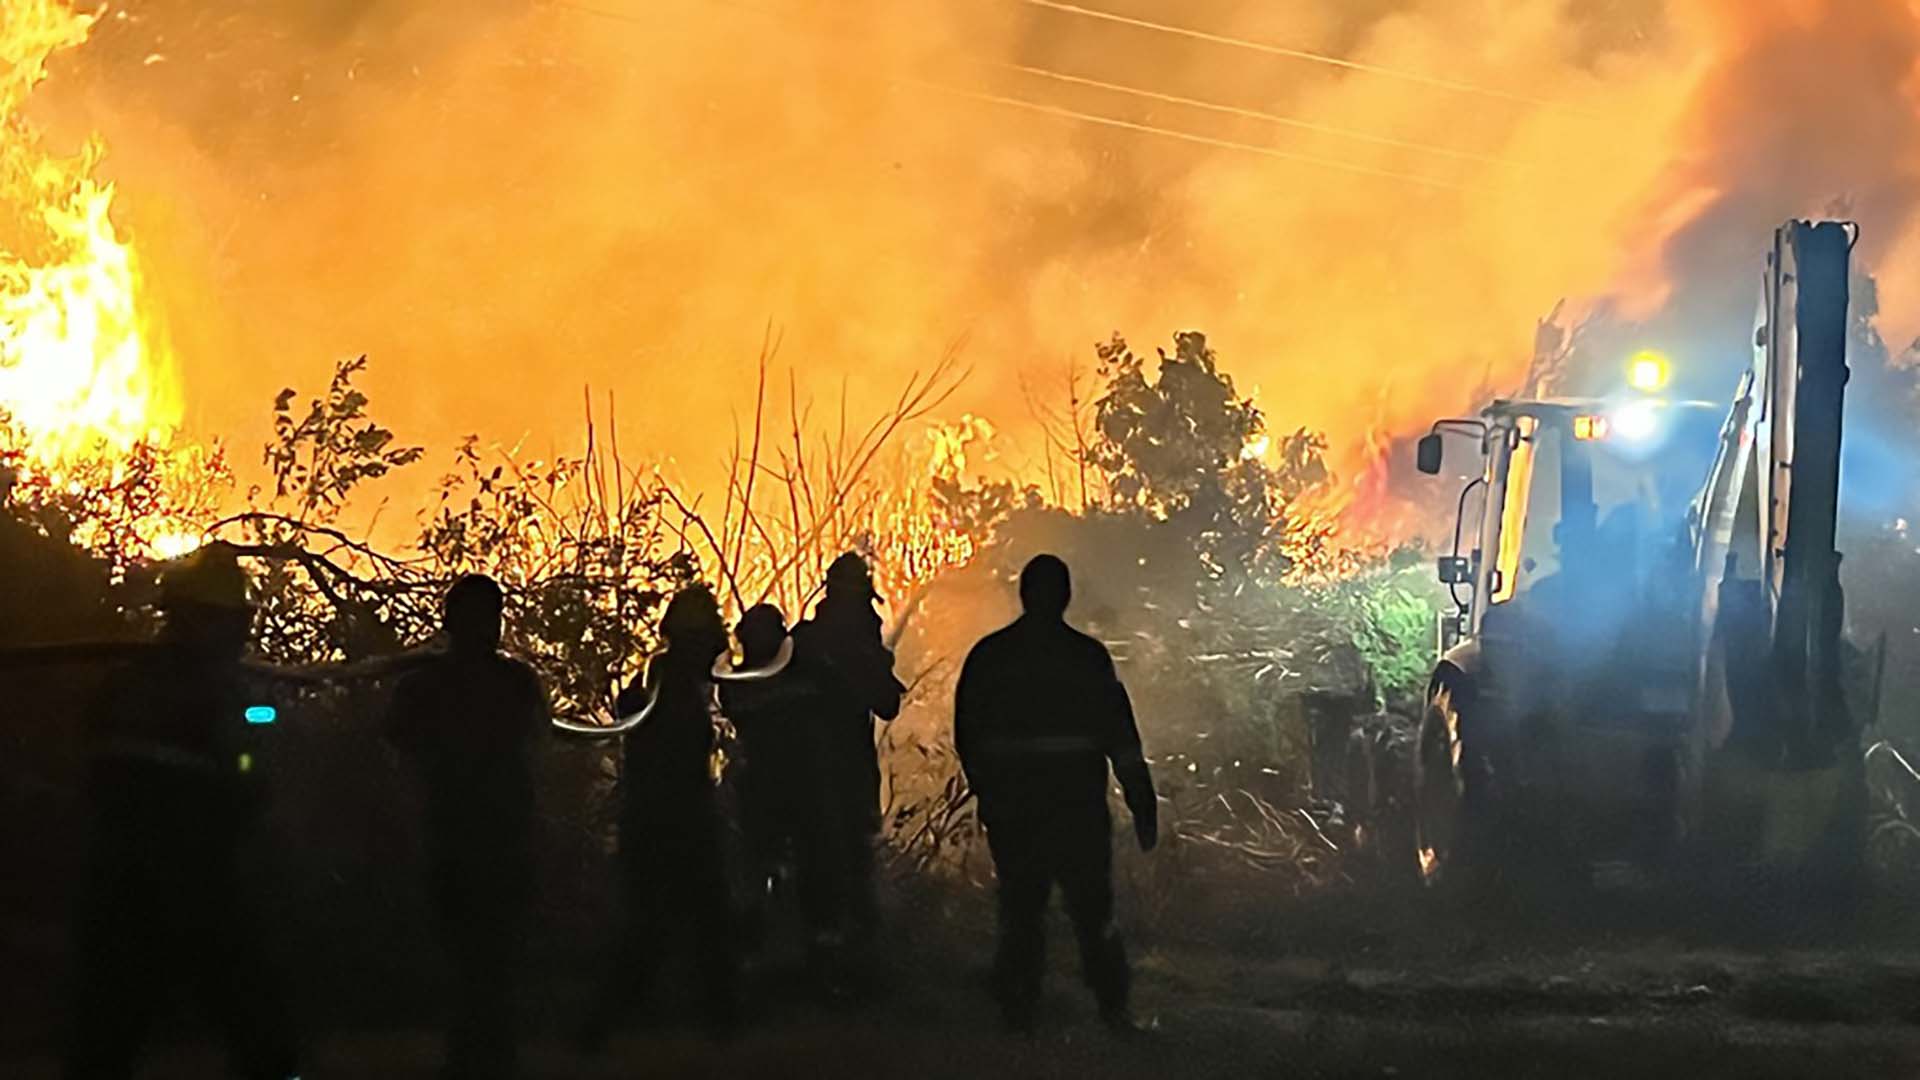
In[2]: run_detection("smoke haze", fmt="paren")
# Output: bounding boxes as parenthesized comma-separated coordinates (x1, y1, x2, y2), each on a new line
(20, 0, 1920, 498)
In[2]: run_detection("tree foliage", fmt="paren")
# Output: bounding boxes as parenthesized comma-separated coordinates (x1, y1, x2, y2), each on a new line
(412, 434, 696, 715)
(264, 355, 425, 524)
(1082, 330, 1334, 579)
(1089, 330, 1272, 565)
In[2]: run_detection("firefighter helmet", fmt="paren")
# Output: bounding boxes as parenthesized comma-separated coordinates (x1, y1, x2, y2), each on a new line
(825, 551, 880, 602)
(158, 541, 252, 611)
(660, 584, 724, 647)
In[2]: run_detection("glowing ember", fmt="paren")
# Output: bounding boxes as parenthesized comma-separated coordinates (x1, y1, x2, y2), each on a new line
(1, 0, 178, 463)
(147, 527, 207, 560)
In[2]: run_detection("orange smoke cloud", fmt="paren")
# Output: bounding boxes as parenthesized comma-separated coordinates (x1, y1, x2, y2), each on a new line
(16, 0, 1919, 505)
(1628, 0, 1920, 349)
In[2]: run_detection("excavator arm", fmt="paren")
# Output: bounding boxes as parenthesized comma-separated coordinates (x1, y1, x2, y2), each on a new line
(1768, 220, 1854, 763)
(1695, 220, 1856, 767)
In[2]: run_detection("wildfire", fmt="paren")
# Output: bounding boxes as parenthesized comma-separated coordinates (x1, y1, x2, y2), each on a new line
(2, 0, 178, 463)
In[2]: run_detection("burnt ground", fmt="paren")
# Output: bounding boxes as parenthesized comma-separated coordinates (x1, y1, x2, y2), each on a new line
(8, 875, 1920, 1078)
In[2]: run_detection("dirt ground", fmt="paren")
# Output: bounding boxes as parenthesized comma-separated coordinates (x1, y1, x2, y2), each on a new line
(8, 877, 1920, 1078)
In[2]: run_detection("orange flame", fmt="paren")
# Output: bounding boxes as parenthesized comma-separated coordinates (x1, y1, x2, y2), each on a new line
(2, 0, 178, 463)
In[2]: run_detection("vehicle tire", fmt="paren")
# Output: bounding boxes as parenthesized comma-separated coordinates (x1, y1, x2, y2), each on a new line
(1413, 679, 1474, 887)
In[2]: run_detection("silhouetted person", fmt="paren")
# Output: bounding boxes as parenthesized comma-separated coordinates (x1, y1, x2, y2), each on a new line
(584, 586, 740, 1044)
(717, 603, 830, 953)
(955, 554, 1157, 1033)
(66, 542, 299, 1080)
(386, 575, 548, 1080)
(790, 552, 904, 962)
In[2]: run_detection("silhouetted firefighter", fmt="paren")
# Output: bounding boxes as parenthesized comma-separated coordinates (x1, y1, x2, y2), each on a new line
(955, 554, 1158, 1033)
(789, 552, 904, 969)
(583, 585, 740, 1044)
(65, 542, 300, 1080)
(717, 603, 831, 953)
(386, 574, 549, 1080)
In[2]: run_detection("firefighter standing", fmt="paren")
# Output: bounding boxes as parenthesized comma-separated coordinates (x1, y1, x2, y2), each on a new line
(386, 574, 548, 1079)
(584, 585, 740, 1043)
(789, 553, 904, 954)
(717, 603, 830, 952)
(65, 542, 299, 1080)
(954, 554, 1157, 1033)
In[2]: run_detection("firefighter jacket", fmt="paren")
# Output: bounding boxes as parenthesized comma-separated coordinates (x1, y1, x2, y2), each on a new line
(789, 595, 904, 830)
(619, 649, 720, 821)
(85, 647, 268, 835)
(954, 614, 1153, 830)
(386, 651, 547, 857)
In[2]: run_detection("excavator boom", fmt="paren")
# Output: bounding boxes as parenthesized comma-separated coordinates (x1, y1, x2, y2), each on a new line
(1770, 221, 1853, 761)
(1698, 220, 1857, 767)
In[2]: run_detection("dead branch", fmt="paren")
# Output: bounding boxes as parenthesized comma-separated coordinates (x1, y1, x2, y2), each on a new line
(659, 485, 746, 611)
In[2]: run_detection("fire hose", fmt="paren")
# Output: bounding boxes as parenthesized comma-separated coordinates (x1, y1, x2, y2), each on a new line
(549, 637, 794, 737)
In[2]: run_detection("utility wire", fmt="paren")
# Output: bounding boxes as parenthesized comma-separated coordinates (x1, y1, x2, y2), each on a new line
(1012, 0, 1572, 111)
(540, 0, 1472, 191)
(992, 61, 1528, 169)
(910, 80, 1468, 191)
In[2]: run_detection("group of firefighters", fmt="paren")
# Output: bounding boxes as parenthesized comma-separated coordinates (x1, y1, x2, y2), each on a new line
(48, 543, 1158, 1079)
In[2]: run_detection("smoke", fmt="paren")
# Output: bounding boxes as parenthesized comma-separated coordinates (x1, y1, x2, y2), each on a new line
(1613, 0, 1920, 391)
(20, 0, 1920, 502)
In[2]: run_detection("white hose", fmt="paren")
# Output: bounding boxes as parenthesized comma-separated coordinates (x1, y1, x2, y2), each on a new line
(710, 637, 794, 682)
(551, 635, 793, 736)
(551, 685, 660, 737)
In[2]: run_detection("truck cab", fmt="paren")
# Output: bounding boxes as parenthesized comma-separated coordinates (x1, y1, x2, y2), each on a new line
(1412, 391, 1724, 882)
(1423, 396, 1723, 651)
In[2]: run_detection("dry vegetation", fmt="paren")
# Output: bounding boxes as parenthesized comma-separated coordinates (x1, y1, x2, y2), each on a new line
(8, 319, 1919, 968)
(3, 332, 1436, 934)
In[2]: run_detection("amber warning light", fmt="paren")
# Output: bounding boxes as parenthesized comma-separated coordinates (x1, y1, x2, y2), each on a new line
(1628, 350, 1672, 392)
(1572, 415, 1611, 441)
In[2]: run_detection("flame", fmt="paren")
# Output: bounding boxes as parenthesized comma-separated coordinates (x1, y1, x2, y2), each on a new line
(1280, 424, 1433, 579)
(924, 414, 996, 480)
(1, 0, 177, 463)
(857, 429, 994, 604)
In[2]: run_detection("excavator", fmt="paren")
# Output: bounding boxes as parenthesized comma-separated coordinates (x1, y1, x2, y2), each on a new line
(1411, 220, 1865, 888)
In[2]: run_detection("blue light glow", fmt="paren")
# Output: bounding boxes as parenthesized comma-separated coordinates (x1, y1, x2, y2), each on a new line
(244, 705, 277, 725)
(1610, 402, 1659, 442)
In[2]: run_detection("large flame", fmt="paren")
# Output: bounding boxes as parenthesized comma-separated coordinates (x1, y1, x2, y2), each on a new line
(1, 0, 176, 463)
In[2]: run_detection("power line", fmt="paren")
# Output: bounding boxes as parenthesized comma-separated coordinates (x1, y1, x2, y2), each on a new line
(910, 80, 1468, 191)
(1012, 0, 1571, 111)
(540, 0, 1472, 191)
(992, 61, 1528, 169)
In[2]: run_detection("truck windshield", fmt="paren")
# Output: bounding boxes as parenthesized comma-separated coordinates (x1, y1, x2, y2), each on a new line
(1493, 405, 1718, 606)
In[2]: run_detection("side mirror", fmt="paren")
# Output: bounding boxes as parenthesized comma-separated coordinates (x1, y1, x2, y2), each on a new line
(1436, 555, 1472, 584)
(1416, 433, 1443, 475)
